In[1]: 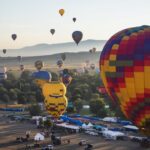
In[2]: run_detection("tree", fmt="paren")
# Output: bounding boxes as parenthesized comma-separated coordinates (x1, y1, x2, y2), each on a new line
(2, 94, 10, 107)
(20, 70, 32, 80)
(44, 119, 53, 130)
(51, 72, 58, 81)
(9, 89, 18, 101)
(7, 72, 16, 80)
(17, 94, 27, 104)
(28, 104, 42, 116)
(74, 98, 83, 113)
(90, 98, 107, 117)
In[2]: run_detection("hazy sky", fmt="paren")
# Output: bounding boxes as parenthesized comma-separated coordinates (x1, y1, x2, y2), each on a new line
(0, 0, 150, 49)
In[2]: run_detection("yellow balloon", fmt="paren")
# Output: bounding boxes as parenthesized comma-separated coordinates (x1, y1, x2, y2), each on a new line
(42, 82, 68, 118)
(34, 79, 48, 87)
(59, 9, 65, 16)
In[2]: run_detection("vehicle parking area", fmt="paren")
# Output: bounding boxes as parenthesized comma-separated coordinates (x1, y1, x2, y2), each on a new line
(0, 120, 144, 150)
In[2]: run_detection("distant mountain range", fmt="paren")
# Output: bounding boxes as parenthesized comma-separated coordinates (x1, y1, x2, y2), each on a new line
(0, 40, 106, 68)
(1, 39, 106, 57)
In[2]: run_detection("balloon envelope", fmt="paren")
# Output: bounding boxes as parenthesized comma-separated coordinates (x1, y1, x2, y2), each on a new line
(73, 17, 76, 22)
(35, 60, 44, 71)
(59, 9, 65, 16)
(100, 25, 150, 135)
(0, 66, 7, 80)
(72, 31, 83, 45)
(89, 49, 93, 53)
(42, 82, 68, 118)
(20, 64, 24, 71)
(61, 53, 66, 61)
(12, 34, 17, 40)
(90, 64, 95, 70)
(17, 56, 22, 62)
(32, 70, 52, 87)
(60, 69, 72, 86)
(3, 49, 6, 54)
(92, 47, 96, 52)
(50, 29, 55, 35)
(57, 60, 63, 68)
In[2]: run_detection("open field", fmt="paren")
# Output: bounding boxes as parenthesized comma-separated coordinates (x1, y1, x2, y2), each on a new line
(0, 114, 145, 150)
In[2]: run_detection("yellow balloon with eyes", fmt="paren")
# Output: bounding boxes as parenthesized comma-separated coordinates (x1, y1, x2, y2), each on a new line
(42, 82, 68, 118)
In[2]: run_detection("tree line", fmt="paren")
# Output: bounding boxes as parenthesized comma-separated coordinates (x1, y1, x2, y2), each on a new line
(0, 70, 125, 118)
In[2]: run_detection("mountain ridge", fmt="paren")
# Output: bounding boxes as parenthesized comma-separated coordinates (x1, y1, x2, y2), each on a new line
(0, 39, 106, 57)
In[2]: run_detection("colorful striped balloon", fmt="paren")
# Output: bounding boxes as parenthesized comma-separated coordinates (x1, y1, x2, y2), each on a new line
(100, 25, 150, 135)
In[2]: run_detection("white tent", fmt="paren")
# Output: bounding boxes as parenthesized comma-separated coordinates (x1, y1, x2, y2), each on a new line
(102, 130, 125, 140)
(103, 117, 117, 123)
(87, 122, 93, 128)
(82, 123, 87, 129)
(34, 133, 45, 141)
(56, 123, 80, 130)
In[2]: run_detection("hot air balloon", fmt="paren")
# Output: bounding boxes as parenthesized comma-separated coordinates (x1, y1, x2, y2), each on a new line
(60, 69, 72, 87)
(59, 9, 65, 16)
(35, 60, 44, 71)
(32, 70, 52, 87)
(0, 66, 7, 80)
(85, 60, 90, 67)
(89, 49, 93, 53)
(3, 49, 6, 54)
(90, 64, 95, 70)
(61, 53, 66, 61)
(57, 60, 63, 68)
(11, 34, 17, 40)
(100, 25, 150, 135)
(50, 29, 55, 35)
(72, 31, 83, 45)
(42, 82, 68, 118)
(17, 56, 22, 62)
(92, 47, 96, 52)
(20, 64, 24, 71)
(73, 17, 76, 22)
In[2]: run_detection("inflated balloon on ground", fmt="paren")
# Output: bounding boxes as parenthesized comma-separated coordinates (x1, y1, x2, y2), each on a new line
(100, 25, 150, 135)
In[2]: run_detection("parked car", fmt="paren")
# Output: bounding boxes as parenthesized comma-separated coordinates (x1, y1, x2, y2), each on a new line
(41, 145, 54, 150)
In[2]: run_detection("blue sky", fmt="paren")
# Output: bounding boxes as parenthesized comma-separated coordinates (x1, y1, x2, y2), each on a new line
(0, 0, 150, 49)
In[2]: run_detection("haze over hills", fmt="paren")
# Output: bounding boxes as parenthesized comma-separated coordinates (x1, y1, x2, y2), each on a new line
(0, 40, 105, 69)
(0, 39, 106, 57)
(0, 51, 101, 69)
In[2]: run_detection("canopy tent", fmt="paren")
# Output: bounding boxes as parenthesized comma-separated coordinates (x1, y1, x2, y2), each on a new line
(93, 125, 107, 130)
(102, 130, 125, 140)
(87, 122, 93, 128)
(118, 120, 133, 126)
(56, 122, 80, 130)
(60, 115, 83, 126)
(82, 123, 87, 129)
(103, 117, 117, 123)
(34, 133, 45, 141)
